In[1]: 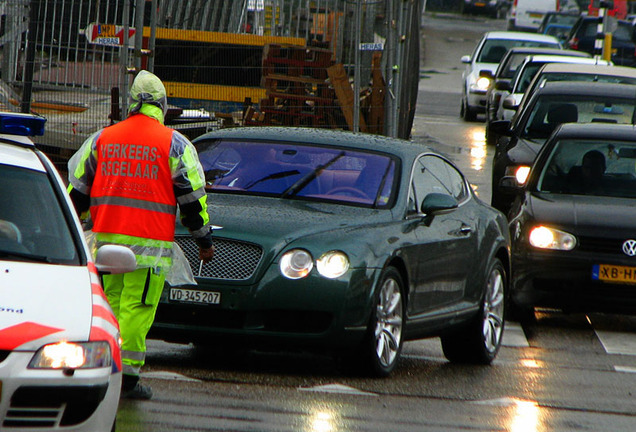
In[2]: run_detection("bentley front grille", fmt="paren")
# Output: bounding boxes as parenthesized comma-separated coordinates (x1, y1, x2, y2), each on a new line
(175, 236, 263, 280)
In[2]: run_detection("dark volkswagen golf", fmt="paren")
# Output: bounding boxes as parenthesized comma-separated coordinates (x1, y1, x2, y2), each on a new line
(503, 123, 636, 319)
(490, 81, 636, 216)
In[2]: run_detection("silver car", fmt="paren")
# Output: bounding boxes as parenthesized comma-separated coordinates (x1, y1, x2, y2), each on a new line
(461, 31, 562, 122)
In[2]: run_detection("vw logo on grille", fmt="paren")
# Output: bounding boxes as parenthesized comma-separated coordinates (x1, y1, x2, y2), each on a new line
(622, 240, 636, 256)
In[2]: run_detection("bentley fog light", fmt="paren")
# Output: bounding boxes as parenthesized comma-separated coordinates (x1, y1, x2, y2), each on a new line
(280, 249, 313, 279)
(316, 251, 349, 279)
(528, 226, 576, 251)
(29, 341, 112, 369)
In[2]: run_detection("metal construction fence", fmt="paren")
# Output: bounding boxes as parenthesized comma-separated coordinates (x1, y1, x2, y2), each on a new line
(2, 0, 422, 166)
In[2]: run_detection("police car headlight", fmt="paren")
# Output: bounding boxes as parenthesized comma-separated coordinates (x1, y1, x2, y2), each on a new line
(316, 251, 349, 279)
(280, 249, 314, 279)
(528, 226, 576, 251)
(29, 341, 112, 369)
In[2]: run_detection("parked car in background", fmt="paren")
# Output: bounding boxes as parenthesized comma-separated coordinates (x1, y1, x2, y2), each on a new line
(485, 54, 611, 146)
(461, 31, 562, 121)
(560, 0, 581, 14)
(522, 63, 636, 107)
(507, 0, 560, 31)
(0, 112, 136, 431)
(462, 0, 510, 18)
(149, 127, 511, 377)
(489, 81, 636, 215)
(544, 23, 576, 43)
(484, 48, 592, 145)
(537, 11, 580, 34)
(504, 123, 636, 320)
(566, 16, 636, 67)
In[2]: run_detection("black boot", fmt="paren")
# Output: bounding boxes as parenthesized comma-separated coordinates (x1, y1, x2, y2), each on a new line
(121, 374, 152, 400)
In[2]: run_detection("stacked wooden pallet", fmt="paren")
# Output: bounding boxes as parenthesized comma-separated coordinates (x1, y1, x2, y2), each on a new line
(244, 44, 351, 130)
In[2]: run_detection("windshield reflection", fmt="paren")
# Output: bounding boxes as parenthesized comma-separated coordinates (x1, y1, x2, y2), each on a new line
(196, 139, 398, 208)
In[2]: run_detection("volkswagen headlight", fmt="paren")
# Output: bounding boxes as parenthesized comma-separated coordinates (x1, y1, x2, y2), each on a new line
(280, 249, 313, 279)
(515, 166, 531, 185)
(504, 165, 531, 185)
(528, 226, 576, 251)
(29, 341, 112, 369)
(316, 251, 349, 279)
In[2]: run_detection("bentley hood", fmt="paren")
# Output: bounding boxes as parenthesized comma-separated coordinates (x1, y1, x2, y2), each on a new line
(180, 194, 393, 256)
(0, 261, 93, 351)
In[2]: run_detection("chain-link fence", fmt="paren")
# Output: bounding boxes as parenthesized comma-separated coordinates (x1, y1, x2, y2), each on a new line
(3, 0, 422, 169)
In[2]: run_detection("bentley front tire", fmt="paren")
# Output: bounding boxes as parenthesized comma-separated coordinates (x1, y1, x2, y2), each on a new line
(352, 267, 405, 377)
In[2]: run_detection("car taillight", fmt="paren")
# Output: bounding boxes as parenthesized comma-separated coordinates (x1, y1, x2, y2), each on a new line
(569, 37, 579, 50)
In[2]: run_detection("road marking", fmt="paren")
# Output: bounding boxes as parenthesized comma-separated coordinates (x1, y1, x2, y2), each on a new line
(594, 330, 636, 373)
(595, 330, 636, 356)
(299, 384, 378, 396)
(614, 365, 636, 374)
(142, 371, 202, 382)
(473, 397, 536, 406)
(503, 322, 530, 348)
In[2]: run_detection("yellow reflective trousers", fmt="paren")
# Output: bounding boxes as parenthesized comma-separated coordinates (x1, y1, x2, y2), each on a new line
(103, 267, 165, 377)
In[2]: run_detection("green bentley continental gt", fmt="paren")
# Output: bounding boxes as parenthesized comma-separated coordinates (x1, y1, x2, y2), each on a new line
(150, 127, 511, 376)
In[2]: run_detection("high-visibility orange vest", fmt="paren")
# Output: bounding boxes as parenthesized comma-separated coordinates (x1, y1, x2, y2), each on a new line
(90, 114, 177, 243)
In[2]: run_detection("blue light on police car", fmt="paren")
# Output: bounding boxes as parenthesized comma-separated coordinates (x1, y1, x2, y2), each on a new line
(0, 112, 46, 136)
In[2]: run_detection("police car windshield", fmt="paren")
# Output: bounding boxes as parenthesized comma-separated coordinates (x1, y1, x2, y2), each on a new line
(0, 165, 80, 264)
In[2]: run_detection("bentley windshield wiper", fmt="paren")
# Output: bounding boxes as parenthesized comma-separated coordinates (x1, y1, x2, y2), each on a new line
(281, 151, 345, 198)
(244, 170, 300, 190)
(0, 249, 52, 263)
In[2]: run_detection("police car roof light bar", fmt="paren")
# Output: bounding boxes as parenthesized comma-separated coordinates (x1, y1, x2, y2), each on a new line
(0, 112, 46, 137)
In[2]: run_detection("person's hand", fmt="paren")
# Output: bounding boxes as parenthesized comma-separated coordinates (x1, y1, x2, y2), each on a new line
(199, 246, 215, 263)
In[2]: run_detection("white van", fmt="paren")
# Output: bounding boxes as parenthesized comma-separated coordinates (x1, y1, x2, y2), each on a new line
(507, 0, 559, 31)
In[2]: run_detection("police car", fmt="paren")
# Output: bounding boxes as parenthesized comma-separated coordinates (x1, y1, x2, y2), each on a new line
(0, 112, 136, 431)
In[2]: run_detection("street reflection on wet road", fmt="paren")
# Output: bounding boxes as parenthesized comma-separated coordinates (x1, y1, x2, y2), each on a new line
(309, 410, 335, 432)
(510, 399, 541, 432)
(468, 128, 487, 172)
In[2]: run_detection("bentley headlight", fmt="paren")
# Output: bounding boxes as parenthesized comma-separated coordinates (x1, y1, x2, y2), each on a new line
(528, 226, 576, 251)
(316, 251, 349, 279)
(280, 249, 313, 279)
(29, 341, 112, 369)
